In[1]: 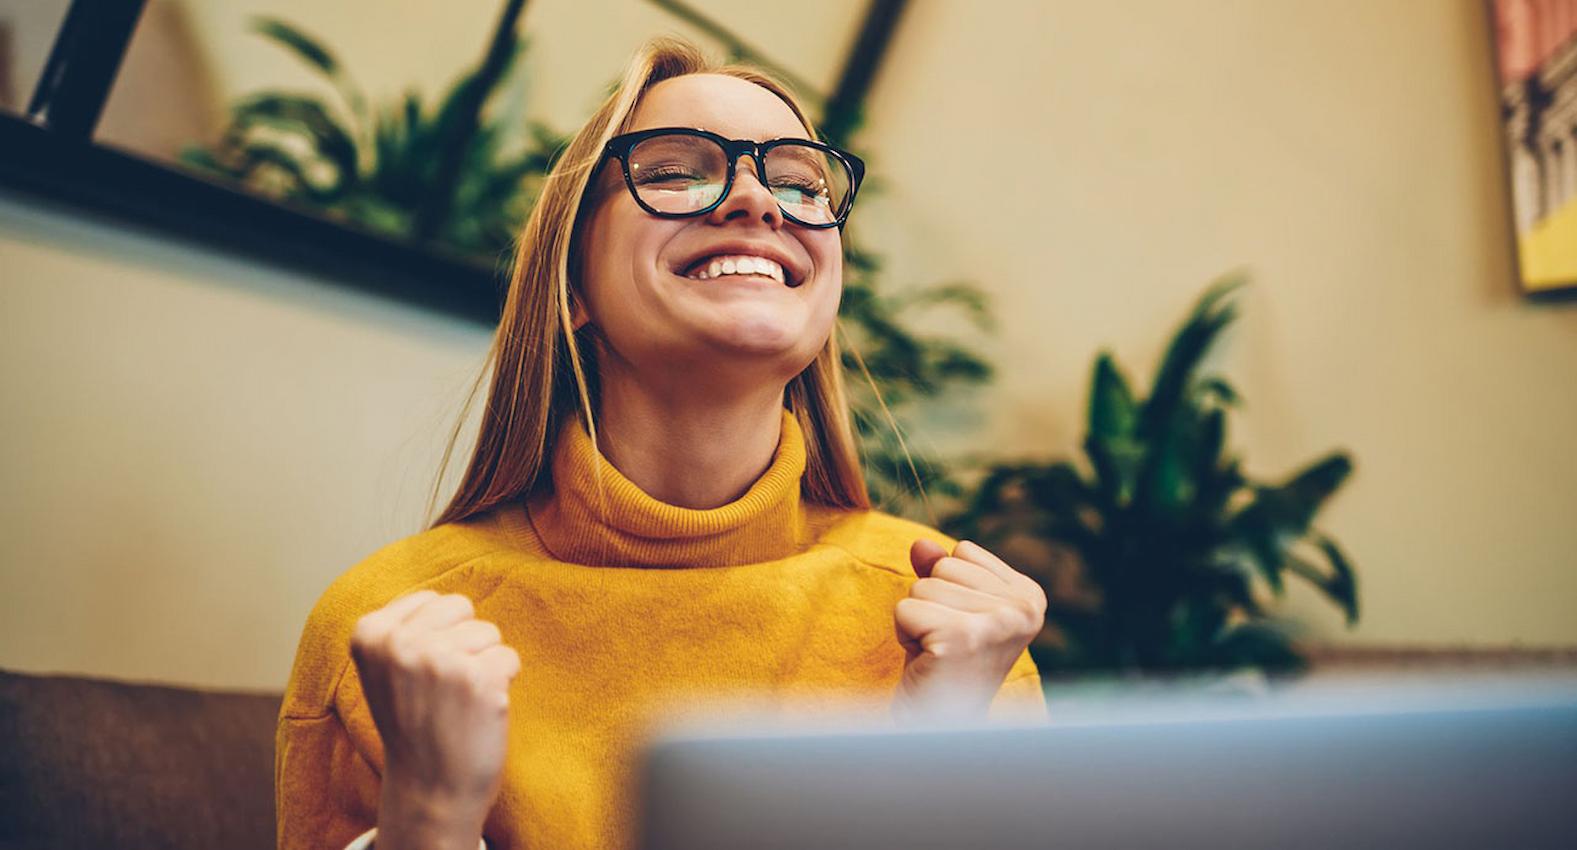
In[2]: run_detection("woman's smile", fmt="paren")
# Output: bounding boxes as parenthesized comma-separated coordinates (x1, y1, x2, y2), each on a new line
(671, 238, 808, 287)
(684, 254, 788, 285)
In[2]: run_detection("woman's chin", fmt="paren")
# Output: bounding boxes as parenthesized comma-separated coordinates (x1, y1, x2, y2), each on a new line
(705, 322, 803, 357)
(656, 272, 834, 363)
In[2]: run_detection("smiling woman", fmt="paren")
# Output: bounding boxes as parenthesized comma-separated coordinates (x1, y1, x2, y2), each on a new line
(274, 36, 1047, 850)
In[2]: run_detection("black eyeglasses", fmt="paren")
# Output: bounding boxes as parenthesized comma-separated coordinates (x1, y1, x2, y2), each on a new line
(595, 127, 866, 229)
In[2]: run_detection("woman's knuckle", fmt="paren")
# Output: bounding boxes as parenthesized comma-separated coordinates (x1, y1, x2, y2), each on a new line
(439, 643, 473, 672)
(478, 620, 502, 644)
(956, 620, 987, 652)
(402, 639, 443, 676)
(460, 661, 489, 693)
(384, 632, 416, 667)
(353, 612, 392, 645)
(988, 607, 1018, 636)
(932, 559, 961, 581)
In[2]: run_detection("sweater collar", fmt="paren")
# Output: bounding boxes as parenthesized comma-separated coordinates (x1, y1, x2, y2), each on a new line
(524, 409, 809, 567)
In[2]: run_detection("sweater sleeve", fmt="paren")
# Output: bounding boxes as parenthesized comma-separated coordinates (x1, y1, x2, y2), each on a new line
(276, 710, 383, 850)
(988, 647, 1048, 722)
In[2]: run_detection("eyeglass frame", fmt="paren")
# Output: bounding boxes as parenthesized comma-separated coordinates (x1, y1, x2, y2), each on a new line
(593, 127, 867, 230)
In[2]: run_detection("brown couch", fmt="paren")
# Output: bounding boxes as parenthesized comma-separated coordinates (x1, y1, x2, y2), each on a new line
(0, 667, 281, 850)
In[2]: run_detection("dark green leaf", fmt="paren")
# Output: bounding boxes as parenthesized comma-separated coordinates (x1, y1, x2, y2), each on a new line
(1275, 452, 1353, 531)
(1137, 273, 1245, 441)
(229, 93, 359, 192)
(890, 281, 994, 330)
(1231, 491, 1288, 594)
(248, 18, 369, 141)
(1313, 533, 1360, 625)
(1089, 353, 1138, 440)
(1212, 622, 1307, 673)
(251, 17, 339, 77)
(1198, 376, 1241, 407)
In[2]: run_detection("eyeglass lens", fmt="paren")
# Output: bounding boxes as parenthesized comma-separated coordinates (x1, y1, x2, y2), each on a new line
(625, 134, 852, 225)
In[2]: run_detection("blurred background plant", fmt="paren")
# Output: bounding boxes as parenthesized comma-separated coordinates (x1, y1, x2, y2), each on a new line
(184, 0, 996, 520)
(835, 234, 994, 516)
(181, 0, 564, 260)
(944, 277, 1360, 677)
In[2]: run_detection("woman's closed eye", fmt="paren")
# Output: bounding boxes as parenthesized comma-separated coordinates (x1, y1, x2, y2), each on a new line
(770, 177, 831, 208)
(634, 165, 708, 186)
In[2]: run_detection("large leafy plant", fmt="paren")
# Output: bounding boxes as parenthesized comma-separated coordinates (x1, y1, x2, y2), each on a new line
(945, 277, 1359, 676)
(183, 4, 564, 259)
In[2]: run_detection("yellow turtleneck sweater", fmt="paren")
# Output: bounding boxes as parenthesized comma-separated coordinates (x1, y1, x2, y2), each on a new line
(276, 409, 1045, 850)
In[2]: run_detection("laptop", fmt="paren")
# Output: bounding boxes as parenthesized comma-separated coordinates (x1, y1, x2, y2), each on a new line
(635, 675, 1577, 850)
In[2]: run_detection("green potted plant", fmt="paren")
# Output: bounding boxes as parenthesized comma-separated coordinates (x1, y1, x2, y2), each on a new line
(182, 4, 563, 260)
(945, 275, 1359, 678)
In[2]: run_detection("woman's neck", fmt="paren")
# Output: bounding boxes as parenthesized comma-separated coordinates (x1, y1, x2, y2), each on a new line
(591, 374, 786, 510)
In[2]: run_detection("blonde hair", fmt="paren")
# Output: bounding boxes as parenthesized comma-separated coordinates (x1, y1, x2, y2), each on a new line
(427, 36, 875, 528)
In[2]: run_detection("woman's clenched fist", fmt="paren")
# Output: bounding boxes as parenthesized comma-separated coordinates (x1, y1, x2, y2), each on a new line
(350, 590, 521, 820)
(893, 539, 1047, 723)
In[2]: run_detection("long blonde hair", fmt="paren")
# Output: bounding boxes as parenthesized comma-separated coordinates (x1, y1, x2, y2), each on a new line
(427, 36, 875, 528)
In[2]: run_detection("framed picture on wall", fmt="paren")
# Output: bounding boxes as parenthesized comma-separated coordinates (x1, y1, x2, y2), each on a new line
(1489, 0, 1577, 297)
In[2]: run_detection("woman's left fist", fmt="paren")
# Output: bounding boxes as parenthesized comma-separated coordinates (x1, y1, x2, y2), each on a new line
(893, 539, 1047, 722)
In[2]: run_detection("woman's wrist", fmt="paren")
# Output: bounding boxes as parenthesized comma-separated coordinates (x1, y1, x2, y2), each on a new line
(374, 773, 490, 850)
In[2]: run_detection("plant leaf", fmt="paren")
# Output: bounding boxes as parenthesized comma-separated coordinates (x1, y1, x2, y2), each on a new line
(1131, 274, 1245, 518)
(1274, 452, 1353, 532)
(890, 281, 994, 330)
(1089, 353, 1138, 440)
(228, 93, 359, 194)
(1313, 532, 1359, 625)
(1212, 622, 1307, 674)
(1198, 376, 1241, 408)
(251, 17, 339, 77)
(1229, 489, 1288, 594)
(1138, 273, 1245, 441)
(1085, 353, 1141, 506)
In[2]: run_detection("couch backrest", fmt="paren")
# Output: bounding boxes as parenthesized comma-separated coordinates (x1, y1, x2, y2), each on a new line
(0, 668, 281, 850)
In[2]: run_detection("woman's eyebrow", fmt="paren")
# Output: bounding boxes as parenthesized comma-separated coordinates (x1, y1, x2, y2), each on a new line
(690, 125, 813, 143)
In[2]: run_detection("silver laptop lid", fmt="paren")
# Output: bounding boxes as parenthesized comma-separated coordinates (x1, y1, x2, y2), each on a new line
(636, 676, 1577, 850)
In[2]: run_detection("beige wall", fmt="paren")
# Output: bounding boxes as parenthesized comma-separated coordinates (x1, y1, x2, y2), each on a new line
(0, 195, 489, 691)
(2, 0, 1574, 692)
(854, 0, 1577, 648)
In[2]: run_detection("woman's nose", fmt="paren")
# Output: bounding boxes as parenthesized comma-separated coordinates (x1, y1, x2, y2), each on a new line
(707, 155, 783, 228)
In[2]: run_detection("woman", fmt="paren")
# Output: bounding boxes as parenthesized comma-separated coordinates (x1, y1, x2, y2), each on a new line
(276, 36, 1047, 850)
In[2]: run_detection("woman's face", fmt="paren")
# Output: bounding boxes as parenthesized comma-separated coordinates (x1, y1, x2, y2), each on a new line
(576, 73, 844, 390)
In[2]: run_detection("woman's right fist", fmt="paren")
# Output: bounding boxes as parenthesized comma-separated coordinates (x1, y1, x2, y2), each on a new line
(350, 590, 521, 813)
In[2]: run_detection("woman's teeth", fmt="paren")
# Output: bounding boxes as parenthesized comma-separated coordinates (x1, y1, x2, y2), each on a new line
(687, 255, 787, 284)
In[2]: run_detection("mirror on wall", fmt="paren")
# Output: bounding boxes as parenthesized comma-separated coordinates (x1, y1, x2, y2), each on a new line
(0, 0, 73, 116)
(11, 0, 870, 264)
